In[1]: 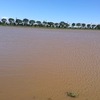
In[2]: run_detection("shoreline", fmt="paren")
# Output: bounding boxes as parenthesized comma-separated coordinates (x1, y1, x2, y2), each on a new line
(0, 25, 99, 31)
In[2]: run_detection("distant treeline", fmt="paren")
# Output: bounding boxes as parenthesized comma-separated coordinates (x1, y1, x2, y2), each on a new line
(0, 18, 100, 29)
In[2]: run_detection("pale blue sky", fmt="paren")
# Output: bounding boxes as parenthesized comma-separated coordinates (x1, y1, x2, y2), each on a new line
(0, 0, 100, 24)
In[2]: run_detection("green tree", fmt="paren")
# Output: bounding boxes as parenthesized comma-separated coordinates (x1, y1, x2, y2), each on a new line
(54, 23, 59, 28)
(96, 24, 100, 29)
(16, 19, 22, 25)
(65, 23, 69, 28)
(43, 21, 47, 27)
(76, 23, 81, 28)
(60, 21, 65, 28)
(1, 18, 7, 25)
(72, 23, 75, 28)
(8, 18, 14, 25)
(82, 23, 86, 28)
(36, 21, 42, 26)
(87, 24, 91, 29)
(92, 24, 96, 29)
(0, 21, 2, 25)
(23, 18, 29, 25)
(48, 22, 54, 27)
(29, 20, 35, 26)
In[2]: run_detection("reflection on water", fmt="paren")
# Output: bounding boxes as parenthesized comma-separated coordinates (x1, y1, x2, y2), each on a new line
(0, 26, 100, 100)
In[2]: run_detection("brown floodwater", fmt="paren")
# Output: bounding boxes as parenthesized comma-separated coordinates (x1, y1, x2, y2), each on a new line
(0, 26, 100, 100)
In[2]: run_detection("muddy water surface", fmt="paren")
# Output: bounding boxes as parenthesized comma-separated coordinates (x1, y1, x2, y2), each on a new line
(0, 26, 100, 100)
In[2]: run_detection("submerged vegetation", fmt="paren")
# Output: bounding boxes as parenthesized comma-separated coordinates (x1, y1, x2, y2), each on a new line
(0, 17, 100, 30)
(67, 92, 79, 98)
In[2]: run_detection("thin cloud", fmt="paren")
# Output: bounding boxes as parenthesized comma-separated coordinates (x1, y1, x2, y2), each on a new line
(1, 17, 8, 19)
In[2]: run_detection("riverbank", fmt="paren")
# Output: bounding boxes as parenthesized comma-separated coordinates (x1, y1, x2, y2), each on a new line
(0, 25, 99, 30)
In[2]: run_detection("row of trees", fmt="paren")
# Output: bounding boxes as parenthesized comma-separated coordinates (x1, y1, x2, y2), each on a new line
(0, 18, 100, 29)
